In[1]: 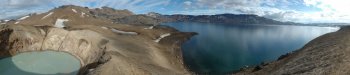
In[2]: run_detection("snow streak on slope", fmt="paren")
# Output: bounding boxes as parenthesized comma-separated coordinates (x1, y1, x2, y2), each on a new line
(42, 12, 54, 19)
(54, 19, 69, 28)
(154, 33, 171, 43)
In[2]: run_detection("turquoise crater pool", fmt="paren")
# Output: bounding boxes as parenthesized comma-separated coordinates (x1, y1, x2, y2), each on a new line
(0, 51, 81, 75)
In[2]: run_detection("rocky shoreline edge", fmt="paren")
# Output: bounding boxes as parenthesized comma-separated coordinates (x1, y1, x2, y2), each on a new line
(233, 26, 349, 75)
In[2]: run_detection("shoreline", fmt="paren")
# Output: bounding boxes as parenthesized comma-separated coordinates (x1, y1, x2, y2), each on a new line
(234, 26, 350, 75)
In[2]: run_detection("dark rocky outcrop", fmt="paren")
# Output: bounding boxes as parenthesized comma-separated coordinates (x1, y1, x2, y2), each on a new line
(0, 29, 13, 58)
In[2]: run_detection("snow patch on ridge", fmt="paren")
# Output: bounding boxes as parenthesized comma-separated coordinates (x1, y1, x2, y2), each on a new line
(2, 20, 9, 24)
(15, 15, 30, 24)
(18, 16, 30, 20)
(81, 12, 85, 17)
(154, 33, 171, 43)
(42, 12, 53, 19)
(144, 26, 155, 29)
(72, 9, 77, 13)
(54, 19, 69, 28)
(101, 26, 108, 30)
(110, 28, 138, 35)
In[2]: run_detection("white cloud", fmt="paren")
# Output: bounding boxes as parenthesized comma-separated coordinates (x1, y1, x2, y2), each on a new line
(302, 0, 350, 23)
(0, 0, 52, 19)
(0, 0, 51, 9)
(176, 0, 350, 23)
(184, 1, 192, 6)
(195, 0, 262, 9)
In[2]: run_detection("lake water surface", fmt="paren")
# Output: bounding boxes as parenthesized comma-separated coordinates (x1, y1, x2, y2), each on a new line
(164, 22, 339, 74)
(0, 51, 81, 75)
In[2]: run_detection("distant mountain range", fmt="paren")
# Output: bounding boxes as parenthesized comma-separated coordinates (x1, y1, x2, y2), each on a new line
(146, 12, 300, 25)
(46, 7, 299, 25)
(0, 6, 302, 26)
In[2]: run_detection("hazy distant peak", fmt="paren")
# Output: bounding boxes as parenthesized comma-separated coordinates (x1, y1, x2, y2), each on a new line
(146, 12, 162, 18)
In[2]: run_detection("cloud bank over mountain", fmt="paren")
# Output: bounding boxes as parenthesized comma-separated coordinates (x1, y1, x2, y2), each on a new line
(0, 0, 349, 23)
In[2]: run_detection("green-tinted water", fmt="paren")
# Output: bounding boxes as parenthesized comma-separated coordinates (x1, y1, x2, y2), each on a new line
(0, 51, 81, 75)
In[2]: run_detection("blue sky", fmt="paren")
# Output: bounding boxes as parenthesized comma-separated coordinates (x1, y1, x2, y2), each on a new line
(0, 0, 349, 23)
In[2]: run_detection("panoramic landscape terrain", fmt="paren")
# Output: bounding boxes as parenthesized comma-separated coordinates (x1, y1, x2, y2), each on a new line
(0, 0, 350, 75)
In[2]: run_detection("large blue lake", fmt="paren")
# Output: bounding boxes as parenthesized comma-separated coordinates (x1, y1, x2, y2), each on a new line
(164, 22, 339, 74)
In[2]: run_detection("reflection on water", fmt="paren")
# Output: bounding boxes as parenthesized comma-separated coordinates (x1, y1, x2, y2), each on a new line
(0, 51, 80, 75)
(164, 22, 340, 74)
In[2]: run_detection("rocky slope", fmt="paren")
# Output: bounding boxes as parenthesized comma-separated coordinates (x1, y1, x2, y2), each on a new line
(115, 15, 160, 25)
(234, 26, 350, 75)
(0, 5, 196, 75)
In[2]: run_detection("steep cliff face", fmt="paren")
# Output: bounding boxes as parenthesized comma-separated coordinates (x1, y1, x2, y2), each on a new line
(234, 26, 350, 75)
(0, 5, 195, 75)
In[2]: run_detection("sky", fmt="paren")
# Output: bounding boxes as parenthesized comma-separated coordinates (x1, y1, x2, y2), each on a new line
(0, 0, 349, 23)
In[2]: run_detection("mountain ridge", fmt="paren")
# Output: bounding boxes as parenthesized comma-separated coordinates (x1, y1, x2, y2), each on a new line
(1, 7, 300, 26)
(146, 12, 300, 25)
